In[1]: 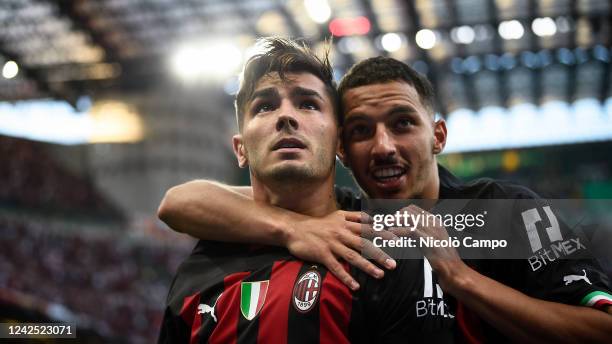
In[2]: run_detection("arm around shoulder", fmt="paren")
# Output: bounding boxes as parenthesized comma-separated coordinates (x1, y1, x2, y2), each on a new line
(158, 180, 249, 231)
(157, 179, 297, 245)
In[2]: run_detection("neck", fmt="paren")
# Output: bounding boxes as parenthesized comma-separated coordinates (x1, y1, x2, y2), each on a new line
(421, 162, 441, 200)
(250, 173, 337, 217)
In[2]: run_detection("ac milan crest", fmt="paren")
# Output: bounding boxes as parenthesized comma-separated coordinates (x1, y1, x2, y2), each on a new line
(292, 269, 322, 313)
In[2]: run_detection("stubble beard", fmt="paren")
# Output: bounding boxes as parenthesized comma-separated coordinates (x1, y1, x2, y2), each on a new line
(251, 146, 334, 186)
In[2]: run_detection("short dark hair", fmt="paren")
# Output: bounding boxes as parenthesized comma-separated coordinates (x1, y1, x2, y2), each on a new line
(235, 37, 338, 130)
(337, 56, 435, 117)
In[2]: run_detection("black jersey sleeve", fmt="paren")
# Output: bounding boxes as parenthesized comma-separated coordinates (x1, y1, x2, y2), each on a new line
(511, 192, 612, 310)
(158, 271, 192, 344)
(158, 305, 190, 344)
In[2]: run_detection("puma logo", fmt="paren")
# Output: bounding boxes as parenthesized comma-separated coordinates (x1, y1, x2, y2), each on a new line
(198, 293, 222, 322)
(563, 269, 591, 286)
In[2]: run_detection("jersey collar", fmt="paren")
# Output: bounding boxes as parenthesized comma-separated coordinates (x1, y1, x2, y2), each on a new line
(438, 164, 464, 199)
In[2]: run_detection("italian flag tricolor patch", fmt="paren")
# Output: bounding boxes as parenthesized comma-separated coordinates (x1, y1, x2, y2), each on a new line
(240, 280, 269, 320)
(580, 291, 612, 309)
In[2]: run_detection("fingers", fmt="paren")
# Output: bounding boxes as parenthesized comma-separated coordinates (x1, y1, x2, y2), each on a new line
(334, 242, 385, 280)
(341, 224, 396, 270)
(323, 256, 360, 291)
(337, 233, 397, 272)
(364, 227, 398, 241)
(343, 211, 372, 224)
(360, 238, 397, 270)
(390, 227, 417, 238)
(345, 220, 370, 236)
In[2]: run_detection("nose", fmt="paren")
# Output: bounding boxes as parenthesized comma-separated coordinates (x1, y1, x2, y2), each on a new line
(371, 125, 396, 161)
(275, 101, 299, 132)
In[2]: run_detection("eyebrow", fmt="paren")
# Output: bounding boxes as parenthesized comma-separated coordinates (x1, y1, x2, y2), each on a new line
(290, 86, 324, 100)
(343, 113, 372, 125)
(250, 87, 280, 102)
(344, 105, 418, 125)
(387, 105, 417, 117)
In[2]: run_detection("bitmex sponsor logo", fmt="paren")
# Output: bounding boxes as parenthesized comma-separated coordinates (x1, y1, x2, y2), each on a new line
(527, 237, 586, 271)
(416, 258, 454, 318)
(521, 206, 586, 272)
(521, 206, 563, 253)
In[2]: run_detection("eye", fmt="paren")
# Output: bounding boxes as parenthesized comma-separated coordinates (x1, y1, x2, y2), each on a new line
(300, 100, 319, 111)
(347, 124, 372, 139)
(395, 118, 412, 130)
(253, 102, 274, 114)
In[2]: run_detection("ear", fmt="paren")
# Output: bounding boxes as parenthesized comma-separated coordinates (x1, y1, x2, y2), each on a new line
(432, 119, 447, 155)
(232, 134, 248, 168)
(336, 127, 347, 167)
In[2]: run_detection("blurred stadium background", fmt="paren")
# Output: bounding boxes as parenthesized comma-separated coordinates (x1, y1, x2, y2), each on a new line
(1, 0, 612, 342)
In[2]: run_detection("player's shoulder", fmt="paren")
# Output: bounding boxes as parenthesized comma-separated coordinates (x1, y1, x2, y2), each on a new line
(459, 179, 552, 222)
(439, 164, 539, 200)
(470, 178, 539, 199)
(168, 241, 291, 306)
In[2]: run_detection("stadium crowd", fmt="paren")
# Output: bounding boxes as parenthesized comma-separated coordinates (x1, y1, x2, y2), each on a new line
(0, 136, 119, 217)
(0, 216, 192, 343)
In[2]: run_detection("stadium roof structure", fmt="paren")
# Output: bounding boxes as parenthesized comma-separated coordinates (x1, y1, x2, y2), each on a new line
(0, 0, 610, 116)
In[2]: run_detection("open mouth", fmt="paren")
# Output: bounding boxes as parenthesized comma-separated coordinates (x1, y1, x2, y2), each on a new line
(272, 138, 306, 151)
(371, 166, 407, 182)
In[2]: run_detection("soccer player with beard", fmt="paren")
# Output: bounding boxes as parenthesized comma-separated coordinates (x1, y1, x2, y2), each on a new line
(159, 55, 612, 342)
(158, 39, 454, 344)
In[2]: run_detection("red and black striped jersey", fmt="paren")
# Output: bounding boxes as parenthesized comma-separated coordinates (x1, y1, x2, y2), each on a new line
(159, 240, 456, 343)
